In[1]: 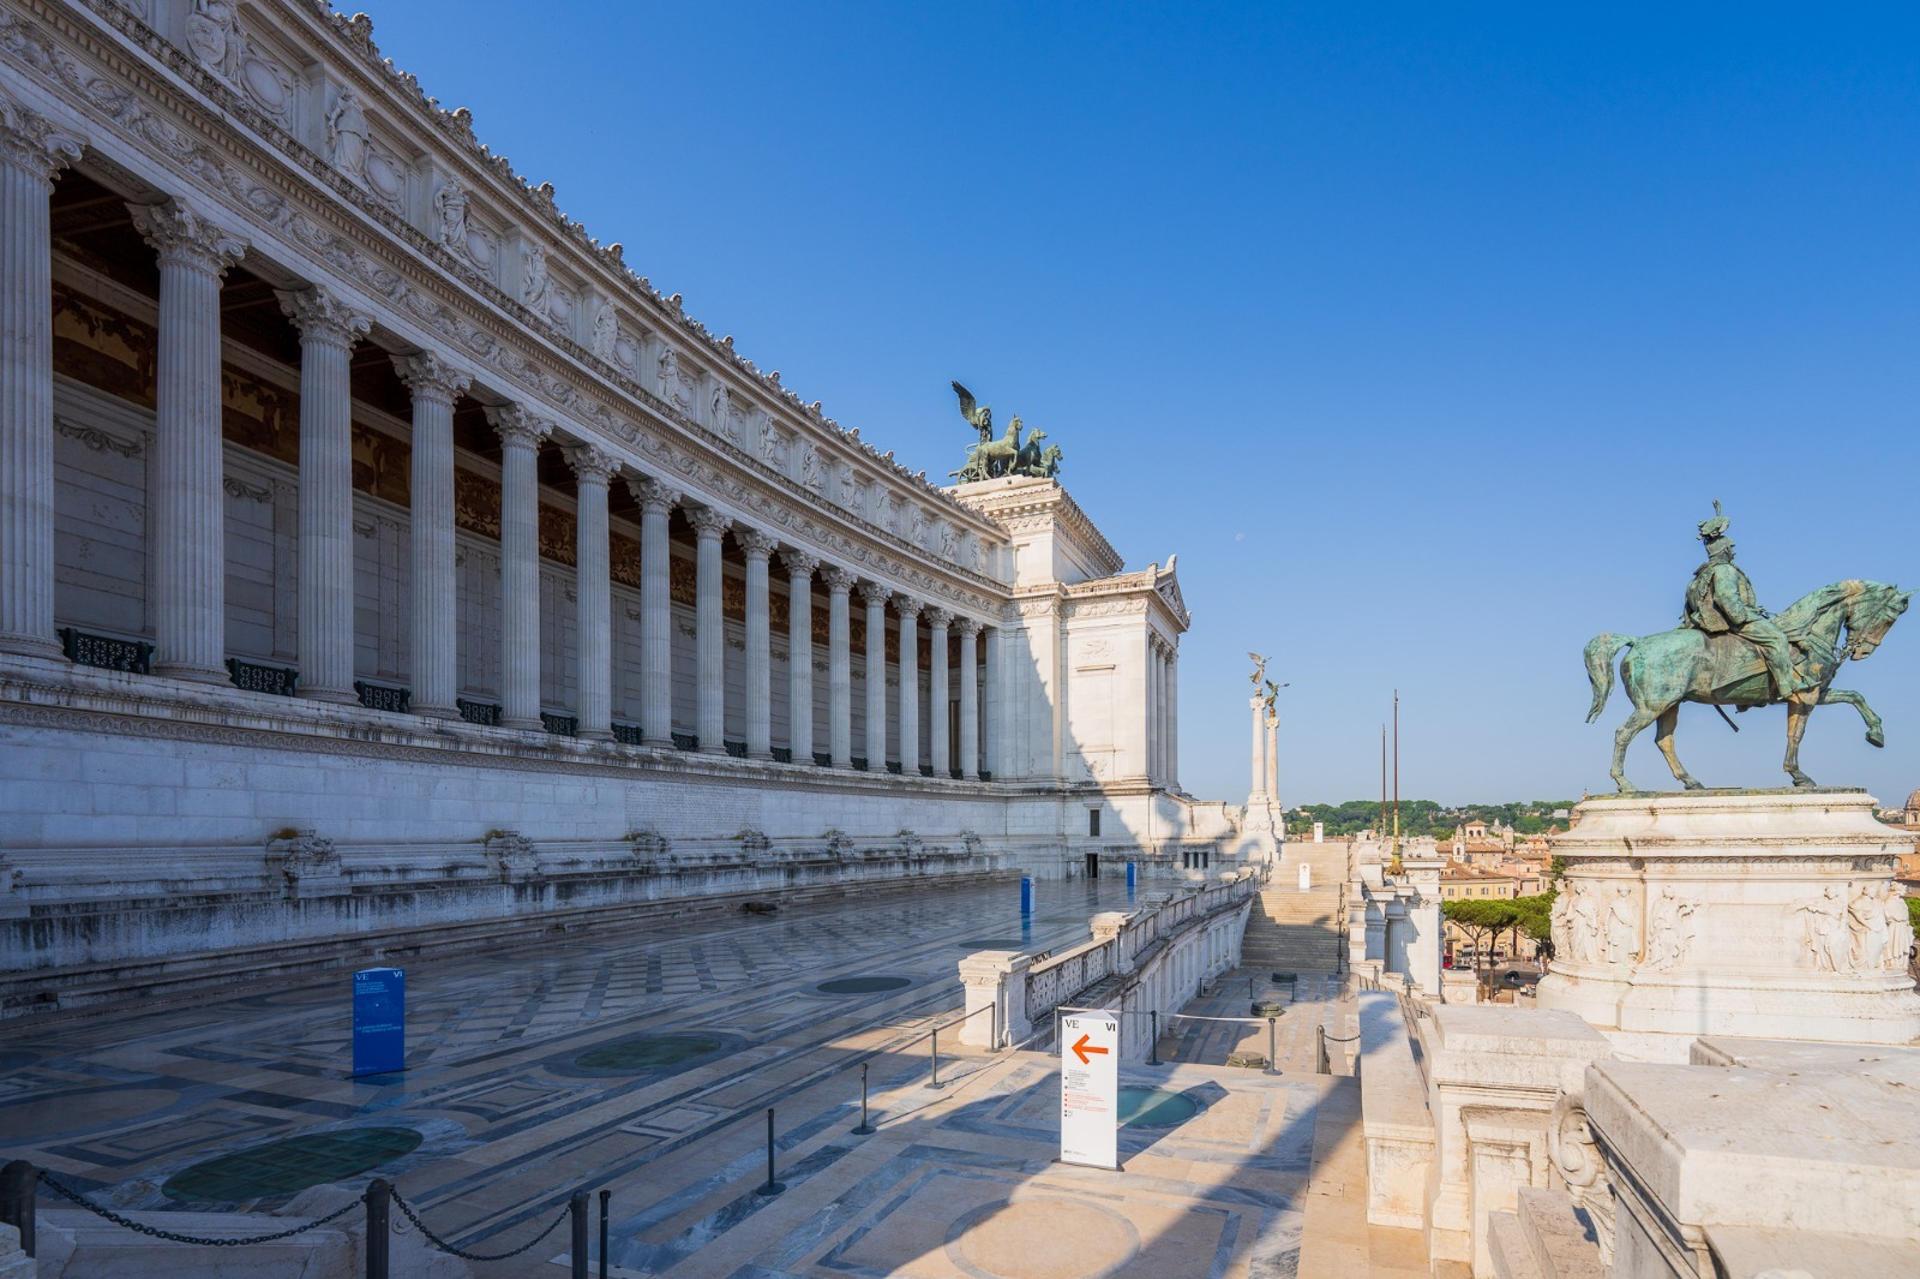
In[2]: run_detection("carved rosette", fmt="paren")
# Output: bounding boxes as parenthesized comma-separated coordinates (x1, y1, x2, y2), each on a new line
(392, 351, 471, 405)
(739, 828, 772, 856)
(275, 284, 371, 349)
(127, 201, 248, 277)
(0, 97, 85, 185)
(824, 830, 855, 859)
(625, 474, 680, 514)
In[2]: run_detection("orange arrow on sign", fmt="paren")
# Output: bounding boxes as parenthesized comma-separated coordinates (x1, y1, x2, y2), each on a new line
(1071, 1033, 1110, 1065)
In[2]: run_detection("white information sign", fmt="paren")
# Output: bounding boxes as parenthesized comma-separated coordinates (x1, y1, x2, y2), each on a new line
(1059, 1010, 1119, 1170)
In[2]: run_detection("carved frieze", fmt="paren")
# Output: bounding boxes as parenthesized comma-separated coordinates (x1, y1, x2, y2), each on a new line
(51, 283, 156, 406)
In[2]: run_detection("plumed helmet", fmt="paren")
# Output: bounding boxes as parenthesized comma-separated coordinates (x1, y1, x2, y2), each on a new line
(1697, 499, 1730, 545)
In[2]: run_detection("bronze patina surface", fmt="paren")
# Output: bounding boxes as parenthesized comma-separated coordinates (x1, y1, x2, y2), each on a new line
(1585, 504, 1910, 792)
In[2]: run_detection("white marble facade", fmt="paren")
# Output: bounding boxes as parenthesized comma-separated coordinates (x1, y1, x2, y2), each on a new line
(0, 0, 1232, 999)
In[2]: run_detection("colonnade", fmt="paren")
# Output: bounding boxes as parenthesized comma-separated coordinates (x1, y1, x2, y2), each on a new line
(0, 126, 1005, 779)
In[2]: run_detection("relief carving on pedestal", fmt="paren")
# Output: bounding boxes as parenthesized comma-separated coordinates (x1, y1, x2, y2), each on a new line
(1792, 886, 1850, 972)
(1603, 884, 1639, 965)
(1642, 889, 1698, 970)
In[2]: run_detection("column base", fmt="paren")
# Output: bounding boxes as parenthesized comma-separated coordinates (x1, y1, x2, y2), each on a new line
(641, 734, 673, 749)
(500, 716, 542, 731)
(697, 743, 725, 756)
(153, 662, 230, 684)
(0, 635, 66, 661)
(300, 687, 361, 706)
(579, 728, 614, 742)
(747, 748, 772, 761)
(413, 703, 461, 721)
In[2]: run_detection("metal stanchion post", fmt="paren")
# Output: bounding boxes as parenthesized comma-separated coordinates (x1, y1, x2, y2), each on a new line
(1267, 1016, 1278, 1075)
(0, 1160, 36, 1258)
(853, 1061, 875, 1135)
(569, 1190, 589, 1279)
(1149, 1010, 1159, 1066)
(929, 1027, 944, 1089)
(757, 1108, 785, 1196)
(599, 1188, 610, 1279)
(363, 1178, 391, 1279)
(1315, 1023, 1330, 1075)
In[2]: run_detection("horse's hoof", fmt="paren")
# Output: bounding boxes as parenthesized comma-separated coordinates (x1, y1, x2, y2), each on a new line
(1868, 730, 1886, 749)
(1682, 779, 1705, 791)
(1790, 774, 1817, 788)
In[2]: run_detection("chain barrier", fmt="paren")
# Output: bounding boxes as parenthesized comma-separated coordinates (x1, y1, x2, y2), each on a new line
(389, 1185, 572, 1263)
(37, 1169, 359, 1246)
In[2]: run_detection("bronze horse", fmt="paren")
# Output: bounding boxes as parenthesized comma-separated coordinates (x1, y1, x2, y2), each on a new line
(1585, 580, 1910, 792)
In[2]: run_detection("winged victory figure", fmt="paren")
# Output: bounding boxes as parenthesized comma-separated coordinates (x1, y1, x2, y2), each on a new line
(951, 381, 994, 444)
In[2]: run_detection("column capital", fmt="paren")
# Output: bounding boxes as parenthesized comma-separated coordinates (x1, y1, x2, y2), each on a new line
(127, 200, 247, 276)
(893, 593, 922, 619)
(737, 527, 778, 559)
(487, 404, 554, 449)
(0, 99, 85, 185)
(275, 284, 371, 348)
(820, 564, 856, 594)
(923, 606, 953, 629)
(625, 473, 680, 513)
(564, 441, 619, 484)
(857, 581, 893, 608)
(686, 505, 731, 538)
(781, 547, 821, 580)
(393, 351, 471, 403)
(954, 616, 982, 638)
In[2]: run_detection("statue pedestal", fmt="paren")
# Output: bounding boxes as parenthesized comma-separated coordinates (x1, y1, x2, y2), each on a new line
(1537, 789, 1920, 1058)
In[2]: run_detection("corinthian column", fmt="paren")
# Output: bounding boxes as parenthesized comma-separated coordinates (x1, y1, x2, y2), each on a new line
(1159, 649, 1175, 787)
(1147, 638, 1163, 782)
(0, 105, 83, 659)
(926, 607, 951, 776)
(627, 475, 679, 745)
(821, 565, 854, 768)
(895, 595, 920, 777)
(488, 406, 552, 729)
(1249, 696, 1266, 799)
(957, 617, 980, 780)
(739, 527, 776, 759)
(129, 201, 248, 681)
(277, 286, 370, 703)
(860, 582, 891, 769)
(394, 353, 469, 717)
(984, 624, 1004, 781)
(687, 505, 729, 753)
(783, 549, 819, 764)
(566, 442, 616, 740)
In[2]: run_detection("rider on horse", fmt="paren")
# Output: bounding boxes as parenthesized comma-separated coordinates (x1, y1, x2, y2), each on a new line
(1680, 502, 1813, 696)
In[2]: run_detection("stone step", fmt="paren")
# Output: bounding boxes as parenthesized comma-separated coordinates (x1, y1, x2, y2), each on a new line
(1487, 1211, 1544, 1279)
(1497, 1188, 1606, 1279)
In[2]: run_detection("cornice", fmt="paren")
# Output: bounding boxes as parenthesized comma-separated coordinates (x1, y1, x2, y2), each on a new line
(8, 1, 1007, 616)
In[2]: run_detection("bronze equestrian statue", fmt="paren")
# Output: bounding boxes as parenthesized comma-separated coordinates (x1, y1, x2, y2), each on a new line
(1585, 504, 1909, 792)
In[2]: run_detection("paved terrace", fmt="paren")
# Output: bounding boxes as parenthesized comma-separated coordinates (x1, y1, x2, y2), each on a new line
(0, 879, 1413, 1277)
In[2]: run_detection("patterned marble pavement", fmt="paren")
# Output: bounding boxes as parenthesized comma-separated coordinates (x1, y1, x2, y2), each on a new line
(0, 880, 1378, 1276)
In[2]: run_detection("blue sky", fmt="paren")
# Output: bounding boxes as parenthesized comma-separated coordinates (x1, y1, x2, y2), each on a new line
(367, 3, 1920, 806)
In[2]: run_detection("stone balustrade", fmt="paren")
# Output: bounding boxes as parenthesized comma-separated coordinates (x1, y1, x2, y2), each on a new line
(958, 872, 1257, 1053)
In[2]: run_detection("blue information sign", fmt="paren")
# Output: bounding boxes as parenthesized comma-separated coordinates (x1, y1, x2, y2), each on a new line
(352, 967, 405, 1076)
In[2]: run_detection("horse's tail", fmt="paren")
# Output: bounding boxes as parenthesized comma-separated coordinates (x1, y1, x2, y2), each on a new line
(1584, 634, 1632, 723)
